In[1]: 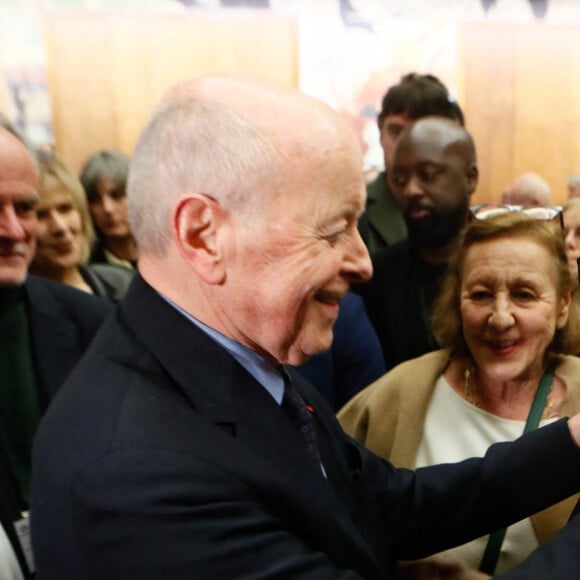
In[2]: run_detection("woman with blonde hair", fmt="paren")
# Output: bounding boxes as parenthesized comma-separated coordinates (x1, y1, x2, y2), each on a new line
(339, 209, 580, 578)
(29, 148, 133, 302)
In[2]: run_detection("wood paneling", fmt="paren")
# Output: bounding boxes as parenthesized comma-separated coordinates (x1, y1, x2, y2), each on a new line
(459, 22, 580, 205)
(42, 9, 298, 174)
(43, 12, 580, 205)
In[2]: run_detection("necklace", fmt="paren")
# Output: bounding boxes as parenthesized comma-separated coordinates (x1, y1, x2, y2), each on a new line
(463, 366, 555, 420)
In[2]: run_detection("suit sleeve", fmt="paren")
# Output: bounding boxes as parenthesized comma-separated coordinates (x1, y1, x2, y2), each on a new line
(355, 418, 580, 560)
(70, 449, 367, 580)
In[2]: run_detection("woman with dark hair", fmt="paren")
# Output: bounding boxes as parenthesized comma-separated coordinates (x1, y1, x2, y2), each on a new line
(339, 210, 580, 577)
(79, 150, 137, 268)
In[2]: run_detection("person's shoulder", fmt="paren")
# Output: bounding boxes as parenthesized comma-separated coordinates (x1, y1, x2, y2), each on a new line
(83, 263, 135, 302)
(339, 349, 448, 423)
(25, 275, 114, 317)
(87, 262, 134, 278)
(365, 171, 387, 201)
(555, 354, 580, 386)
(388, 349, 450, 376)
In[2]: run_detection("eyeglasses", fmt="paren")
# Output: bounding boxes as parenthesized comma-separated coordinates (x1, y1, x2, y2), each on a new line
(470, 204, 563, 227)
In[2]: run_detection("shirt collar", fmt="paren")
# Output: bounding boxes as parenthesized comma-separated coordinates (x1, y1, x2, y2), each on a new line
(160, 294, 285, 405)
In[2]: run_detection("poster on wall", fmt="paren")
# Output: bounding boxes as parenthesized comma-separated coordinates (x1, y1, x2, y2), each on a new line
(297, 0, 460, 174)
(2, 0, 578, 147)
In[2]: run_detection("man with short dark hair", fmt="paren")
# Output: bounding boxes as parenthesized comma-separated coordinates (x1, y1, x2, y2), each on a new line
(360, 73, 464, 252)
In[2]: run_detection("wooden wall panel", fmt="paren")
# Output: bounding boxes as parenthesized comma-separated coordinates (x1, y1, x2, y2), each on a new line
(459, 22, 580, 205)
(42, 10, 298, 174)
(459, 23, 515, 205)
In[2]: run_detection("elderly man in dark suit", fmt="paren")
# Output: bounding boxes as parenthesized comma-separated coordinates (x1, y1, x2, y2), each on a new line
(31, 76, 580, 580)
(0, 127, 112, 579)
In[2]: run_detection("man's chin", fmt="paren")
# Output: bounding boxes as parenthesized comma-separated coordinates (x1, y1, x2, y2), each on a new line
(0, 268, 28, 287)
(284, 337, 333, 367)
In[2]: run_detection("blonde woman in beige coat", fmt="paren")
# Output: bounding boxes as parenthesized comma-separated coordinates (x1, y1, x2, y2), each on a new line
(339, 210, 580, 577)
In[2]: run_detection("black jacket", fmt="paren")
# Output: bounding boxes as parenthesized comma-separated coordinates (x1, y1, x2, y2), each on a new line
(31, 275, 580, 579)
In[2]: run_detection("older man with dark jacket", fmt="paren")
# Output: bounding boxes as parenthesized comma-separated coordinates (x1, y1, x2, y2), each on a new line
(0, 127, 112, 578)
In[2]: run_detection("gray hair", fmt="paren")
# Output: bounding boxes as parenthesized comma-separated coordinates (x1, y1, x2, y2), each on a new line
(128, 95, 277, 257)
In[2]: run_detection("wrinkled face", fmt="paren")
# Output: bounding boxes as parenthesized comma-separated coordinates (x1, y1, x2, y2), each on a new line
(0, 138, 39, 285)
(88, 175, 131, 239)
(388, 132, 474, 248)
(379, 112, 413, 173)
(219, 137, 372, 366)
(564, 205, 580, 281)
(33, 179, 83, 274)
(461, 237, 570, 384)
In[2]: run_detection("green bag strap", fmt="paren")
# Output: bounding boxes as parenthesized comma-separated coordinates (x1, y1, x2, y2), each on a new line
(479, 368, 555, 576)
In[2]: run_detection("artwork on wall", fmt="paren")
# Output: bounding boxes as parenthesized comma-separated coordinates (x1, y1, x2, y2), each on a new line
(2, 0, 580, 148)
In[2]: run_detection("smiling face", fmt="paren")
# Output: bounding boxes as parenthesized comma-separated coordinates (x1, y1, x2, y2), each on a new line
(460, 236, 571, 384)
(218, 131, 372, 365)
(0, 132, 39, 285)
(33, 177, 84, 276)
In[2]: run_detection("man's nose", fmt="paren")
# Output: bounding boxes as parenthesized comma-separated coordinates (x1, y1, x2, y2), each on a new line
(346, 228, 373, 284)
(0, 205, 26, 240)
(402, 174, 423, 199)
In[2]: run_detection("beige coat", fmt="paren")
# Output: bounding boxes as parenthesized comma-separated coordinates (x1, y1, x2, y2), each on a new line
(338, 349, 580, 544)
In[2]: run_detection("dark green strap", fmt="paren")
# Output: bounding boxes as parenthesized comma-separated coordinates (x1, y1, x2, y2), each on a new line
(523, 369, 555, 434)
(479, 369, 555, 575)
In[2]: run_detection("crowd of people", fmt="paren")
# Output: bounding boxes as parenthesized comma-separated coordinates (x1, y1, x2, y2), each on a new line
(1, 72, 580, 579)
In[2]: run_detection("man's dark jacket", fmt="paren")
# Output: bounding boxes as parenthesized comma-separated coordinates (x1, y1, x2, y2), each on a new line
(30, 275, 580, 579)
(1, 276, 112, 578)
(359, 172, 407, 253)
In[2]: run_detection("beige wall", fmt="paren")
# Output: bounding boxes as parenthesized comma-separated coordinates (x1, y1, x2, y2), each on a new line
(43, 11, 580, 205)
(460, 22, 580, 205)
(42, 9, 298, 175)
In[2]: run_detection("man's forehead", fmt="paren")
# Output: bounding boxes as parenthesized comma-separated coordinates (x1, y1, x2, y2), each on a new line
(0, 136, 38, 195)
(396, 128, 463, 161)
(0, 181, 38, 200)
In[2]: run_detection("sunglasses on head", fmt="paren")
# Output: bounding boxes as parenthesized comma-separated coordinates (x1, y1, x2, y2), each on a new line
(469, 204, 563, 227)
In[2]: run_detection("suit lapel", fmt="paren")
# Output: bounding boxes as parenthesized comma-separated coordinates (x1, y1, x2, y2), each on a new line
(25, 278, 81, 403)
(119, 276, 382, 575)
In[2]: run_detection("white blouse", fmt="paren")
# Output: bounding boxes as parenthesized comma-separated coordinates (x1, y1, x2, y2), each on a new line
(415, 375, 556, 574)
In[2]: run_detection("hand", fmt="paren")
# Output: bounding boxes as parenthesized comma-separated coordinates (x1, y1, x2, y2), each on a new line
(395, 557, 491, 580)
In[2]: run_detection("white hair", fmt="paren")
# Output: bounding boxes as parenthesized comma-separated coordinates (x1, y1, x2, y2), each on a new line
(128, 94, 277, 257)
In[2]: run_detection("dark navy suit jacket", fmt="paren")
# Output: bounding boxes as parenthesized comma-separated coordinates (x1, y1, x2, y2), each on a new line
(31, 275, 580, 579)
(0, 276, 112, 577)
(25, 275, 114, 403)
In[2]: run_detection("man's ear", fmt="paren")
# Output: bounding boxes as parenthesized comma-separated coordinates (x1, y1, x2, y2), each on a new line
(466, 163, 479, 194)
(173, 194, 226, 284)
